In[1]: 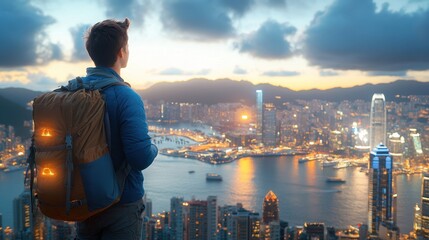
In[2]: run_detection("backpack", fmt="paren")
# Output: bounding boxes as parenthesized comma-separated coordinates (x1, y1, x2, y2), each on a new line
(26, 77, 131, 221)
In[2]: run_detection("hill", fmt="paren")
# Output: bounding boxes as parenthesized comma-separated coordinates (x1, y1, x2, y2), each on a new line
(0, 87, 44, 107)
(0, 95, 31, 138)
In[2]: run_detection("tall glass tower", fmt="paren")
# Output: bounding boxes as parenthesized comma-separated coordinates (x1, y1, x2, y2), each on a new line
(421, 173, 429, 238)
(256, 90, 263, 145)
(368, 144, 396, 235)
(369, 94, 386, 151)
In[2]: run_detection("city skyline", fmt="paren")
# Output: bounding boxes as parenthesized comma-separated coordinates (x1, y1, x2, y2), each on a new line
(1, 0, 429, 91)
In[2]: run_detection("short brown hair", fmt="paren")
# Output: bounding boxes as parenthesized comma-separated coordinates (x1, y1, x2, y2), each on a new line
(85, 18, 130, 67)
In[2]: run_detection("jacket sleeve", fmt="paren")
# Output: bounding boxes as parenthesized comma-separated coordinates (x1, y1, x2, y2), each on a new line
(117, 88, 158, 170)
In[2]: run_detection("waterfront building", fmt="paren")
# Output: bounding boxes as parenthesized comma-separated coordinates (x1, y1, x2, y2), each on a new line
(409, 129, 424, 158)
(144, 196, 153, 218)
(188, 200, 208, 240)
(170, 197, 184, 240)
(256, 90, 263, 145)
(388, 132, 404, 164)
(229, 209, 261, 240)
(207, 196, 217, 240)
(369, 94, 386, 151)
(421, 173, 429, 238)
(0, 213, 3, 240)
(304, 222, 325, 240)
(13, 191, 31, 240)
(262, 103, 277, 147)
(359, 224, 368, 240)
(263, 191, 279, 225)
(414, 203, 422, 232)
(367, 144, 398, 237)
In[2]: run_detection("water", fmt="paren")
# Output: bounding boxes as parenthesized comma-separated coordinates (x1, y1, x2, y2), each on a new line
(0, 155, 421, 233)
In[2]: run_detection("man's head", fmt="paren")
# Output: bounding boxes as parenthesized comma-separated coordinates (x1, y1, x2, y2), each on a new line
(86, 18, 130, 68)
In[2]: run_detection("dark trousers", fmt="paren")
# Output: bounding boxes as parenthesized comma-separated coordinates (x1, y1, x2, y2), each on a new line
(76, 198, 145, 240)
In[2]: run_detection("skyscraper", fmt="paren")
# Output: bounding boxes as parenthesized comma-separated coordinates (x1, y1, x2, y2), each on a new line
(263, 190, 279, 224)
(369, 94, 386, 151)
(207, 196, 217, 240)
(13, 190, 32, 240)
(256, 90, 263, 145)
(262, 103, 277, 147)
(188, 200, 208, 240)
(230, 209, 261, 240)
(388, 132, 404, 164)
(170, 197, 184, 240)
(367, 144, 397, 236)
(421, 173, 429, 238)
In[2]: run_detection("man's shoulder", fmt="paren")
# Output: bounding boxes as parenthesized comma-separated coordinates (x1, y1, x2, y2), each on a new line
(106, 84, 141, 104)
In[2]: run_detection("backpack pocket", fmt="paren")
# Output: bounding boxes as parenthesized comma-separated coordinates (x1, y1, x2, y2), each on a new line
(79, 153, 120, 211)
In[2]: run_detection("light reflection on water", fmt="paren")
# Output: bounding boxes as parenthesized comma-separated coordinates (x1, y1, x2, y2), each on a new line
(0, 154, 421, 234)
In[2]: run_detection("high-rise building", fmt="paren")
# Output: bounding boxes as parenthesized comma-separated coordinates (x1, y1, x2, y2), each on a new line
(230, 209, 260, 240)
(263, 190, 279, 224)
(367, 144, 398, 236)
(170, 197, 184, 240)
(13, 191, 32, 240)
(421, 173, 429, 238)
(144, 196, 153, 218)
(414, 203, 422, 232)
(369, 94, 386, 151)
(304, 223, 325, 240)
(256, 90, 263, 145)
(207, 196, 217, 240)
(262, 103, 277, 147)
(0, 213, 3, 240)
(388, 132, 404, 164)
(409, 129, 424, 158)
(188, 200, 208, 240)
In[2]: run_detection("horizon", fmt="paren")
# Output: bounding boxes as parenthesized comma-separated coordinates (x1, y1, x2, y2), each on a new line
(1, 0, 429, 91)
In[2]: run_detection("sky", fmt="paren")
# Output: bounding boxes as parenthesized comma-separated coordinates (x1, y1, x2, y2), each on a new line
(0, 0, 429, 91)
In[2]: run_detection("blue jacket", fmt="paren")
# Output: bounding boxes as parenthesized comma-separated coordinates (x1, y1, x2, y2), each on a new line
(79, 67, 158, 204)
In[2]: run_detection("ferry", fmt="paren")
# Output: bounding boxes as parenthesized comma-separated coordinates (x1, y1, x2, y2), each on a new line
(188, 170, 195, 174)
(206, 173, 222, 181)
(326, 177, 346, 183)
(322, 160, 338, 167)
(333, 161, 350, 169)
(298, 157, 309, 163)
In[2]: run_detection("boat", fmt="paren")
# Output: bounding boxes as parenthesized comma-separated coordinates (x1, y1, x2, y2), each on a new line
(333, 161, 349, 169)
(206, 173, 222, 181)
(298, 157, 309, 163)
(322, 160, 338, 167)
(326, 177, 346, 183)
(188, 170, 195, 174)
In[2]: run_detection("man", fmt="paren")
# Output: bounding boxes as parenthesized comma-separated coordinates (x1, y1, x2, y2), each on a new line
(76, 18, 158, 239)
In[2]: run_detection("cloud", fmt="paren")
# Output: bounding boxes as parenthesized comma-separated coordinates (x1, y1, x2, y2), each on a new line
(234, 66, 247, 75)
(0, 73, 63, 91)
(266, 0, 286, 7)
(159, 68, 211, 75)
(303, 0, 429, 71)
(218, 0, 254, 16)
(0, 0, 62, 67)
(70, 24, 91, 62)
(161, 0, 235, 40)
(367, 71, 407, 77)
(102, 0, 148, 26)
(235, 20, 297, 59)
(320, 70, 339, 77)
(262, 70, 300, 77)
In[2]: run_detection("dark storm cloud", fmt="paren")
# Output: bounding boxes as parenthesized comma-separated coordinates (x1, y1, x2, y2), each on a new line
(0, 0, 62, 67)
(103, 0, 148, 26)
(367, 71, 408, 77)
(161, 0, 235, 40)
(303, 0, 429, 71)
(235, 20, 296, 59)
(70, 24, 91, 62)
(262, 70, 300, 77)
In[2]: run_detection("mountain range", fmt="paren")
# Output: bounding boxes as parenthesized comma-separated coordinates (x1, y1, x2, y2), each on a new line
(137, 78, 428, 105)
(1, 79, 428, 137)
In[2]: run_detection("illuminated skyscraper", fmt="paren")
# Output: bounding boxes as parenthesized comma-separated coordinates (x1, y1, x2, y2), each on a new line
(188, 200, 208, 240)
(367, 144, 397, 236)
(369, 94, 386, 151)
(207, 196, 217, 240)
(256, 90, 263, 145)
(230, 210, 261, 240)
(421, 173, 429, 238)
(13, 191, 32, 240)
(170, 197, 184, 240)
(388, 132, 404, 163)
(262, 103, 277, 147)
(263, 190, 279, 224)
